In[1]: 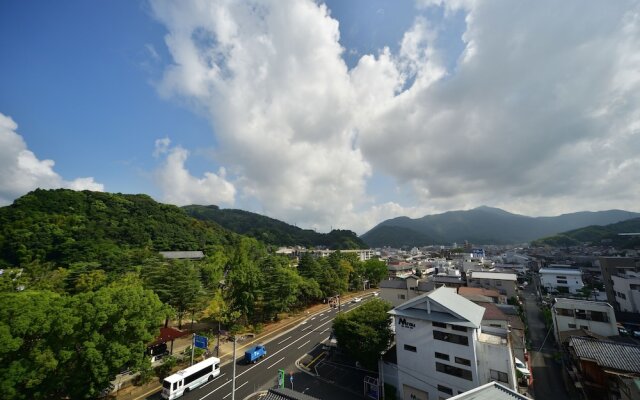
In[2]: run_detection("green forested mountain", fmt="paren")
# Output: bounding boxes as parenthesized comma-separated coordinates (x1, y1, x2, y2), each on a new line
(183, 204, 367, 249)
(0, 188, 235, 269)
(532, 217, 640, 247)
(361, 206, 640, 247)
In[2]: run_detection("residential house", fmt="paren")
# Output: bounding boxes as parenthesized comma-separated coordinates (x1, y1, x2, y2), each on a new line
(379, 276, 435, 307)
(387, 287, 517, 399)
(539, 268, 584, 294)
(552, 298, 618, 343)
(611, 270, 640, 314)
(566, 336, 640, 400)
(467, 271, 518, 298)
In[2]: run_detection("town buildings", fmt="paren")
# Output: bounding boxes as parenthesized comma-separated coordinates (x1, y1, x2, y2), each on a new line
(467, 271, 518, 298)
(551, 298, 618, 343)
(538, 267, 584, 294)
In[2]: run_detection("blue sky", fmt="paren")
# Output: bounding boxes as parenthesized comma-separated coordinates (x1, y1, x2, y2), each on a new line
(1, 1, 639, 234)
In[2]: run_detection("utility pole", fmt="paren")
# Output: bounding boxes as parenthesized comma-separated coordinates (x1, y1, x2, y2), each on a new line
(231, 335, 236, 400)
(216, 321, 221, 357)
(338, 295, 341, 312)
(190, 333, 195, 366)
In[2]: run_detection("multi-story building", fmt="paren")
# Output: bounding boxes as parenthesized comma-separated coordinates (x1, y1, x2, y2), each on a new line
(388, 287, 517, 399)
(598, 257, 640, 311)
(379, 276, 434, 307)
(539, 267, 584, 294)
(611, 270, 640, 314)
(552, 298, 618, 343)
(467, 271, 518, 298)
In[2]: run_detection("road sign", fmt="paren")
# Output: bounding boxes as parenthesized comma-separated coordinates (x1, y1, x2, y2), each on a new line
(194, 335, 208, 349)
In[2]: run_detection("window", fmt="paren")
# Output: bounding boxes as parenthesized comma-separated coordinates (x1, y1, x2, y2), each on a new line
(580, 325, 588, 330)
(556, 308, 573, 317)
(455, 356, 471, 366)
(496, 280, 502, 286)
(433, 321, 447, 328)
(404, 344, 417, 352)
(568, 323, 576, 328)
(438, 385, 453, 395)
(620, 293, 627, 300)
(556, 276, 567, 279)
(398, 294, 406, 300)
(490, 369, 509, 383)
(435, 352, 449, 361)
(436, 362, 472, 381)
(184, 364, 213, 385)
(451, 325, 467, 332)
(589, 311, 609, 322)
(557, 279, 568, 284)
(433, 330, 469, 346)
(574, 309, 587, 320)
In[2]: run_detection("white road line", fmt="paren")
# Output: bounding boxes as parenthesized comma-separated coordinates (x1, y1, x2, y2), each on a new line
(277, 336, 291, 344)
(202, 314, 337, 399)
(201, 373, 226, 388)
(297, 340, 310, 349)
(319, 315, 331, 322)
(267, 357, 285, 369)
(310, 317, 316, 320)
(320, 327, 330, 334)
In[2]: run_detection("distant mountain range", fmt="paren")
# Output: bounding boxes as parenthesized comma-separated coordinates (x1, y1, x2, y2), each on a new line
(183, 205, 367, 249)
(533, 217, 640, 248)
(360, 206, 640, 247)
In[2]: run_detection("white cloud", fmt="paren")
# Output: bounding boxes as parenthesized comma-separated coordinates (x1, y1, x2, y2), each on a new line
(0, 112, 104, 205)
(154, 138, 236, 206)
(151, 0, 640, 234)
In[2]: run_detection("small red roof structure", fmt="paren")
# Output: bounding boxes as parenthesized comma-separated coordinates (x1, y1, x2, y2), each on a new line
(148, 327, 190, 347)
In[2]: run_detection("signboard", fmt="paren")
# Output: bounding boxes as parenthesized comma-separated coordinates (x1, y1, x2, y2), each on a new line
(472, 248, 485, 258)
(194, 335, 208, 350)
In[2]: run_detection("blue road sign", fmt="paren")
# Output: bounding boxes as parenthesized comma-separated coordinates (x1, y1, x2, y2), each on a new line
(194, 335, 208, 349)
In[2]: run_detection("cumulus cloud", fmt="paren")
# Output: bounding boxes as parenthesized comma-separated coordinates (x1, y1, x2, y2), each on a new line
(151, 0, 640, 233)
(0, 112, 104, 205)
(154, 138, 236, 206)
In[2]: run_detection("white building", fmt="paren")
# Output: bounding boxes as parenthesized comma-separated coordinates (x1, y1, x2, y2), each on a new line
(379, 276, 434, 307)
(611, 270, 640, 314)
(539, 268, 584, 294)
(388, 287, 516, 400)
(552, 298, 618, 343)
(467, 271, 518, 298)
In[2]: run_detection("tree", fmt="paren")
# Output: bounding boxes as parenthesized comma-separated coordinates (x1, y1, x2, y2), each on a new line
(332, 299, 393, 369)
(363, 259, 388, 287)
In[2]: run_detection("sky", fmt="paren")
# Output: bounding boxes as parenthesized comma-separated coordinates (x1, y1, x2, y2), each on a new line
(1, 0, 639, 235)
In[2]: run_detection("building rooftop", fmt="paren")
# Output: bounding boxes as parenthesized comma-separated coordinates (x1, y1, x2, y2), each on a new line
(159, 251, 205, 260)
(448, 381, 531, 400)
(478, 302, 509, 321)
(261, 388, 320, 400)
(538, 268, 582, 275)
(553, 298, 614, 310)
(469, 271, 517, 281)
(379, 279, 408, 289)
(390, 286, 485, 328)
(458, 287, 501, 298)
(569, 336, 640, 373)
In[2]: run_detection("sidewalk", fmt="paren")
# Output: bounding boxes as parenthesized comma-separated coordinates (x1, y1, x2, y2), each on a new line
(114, 290, 374, 400)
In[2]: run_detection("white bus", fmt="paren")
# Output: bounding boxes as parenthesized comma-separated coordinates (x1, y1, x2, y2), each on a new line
(161, 357, 221, 399)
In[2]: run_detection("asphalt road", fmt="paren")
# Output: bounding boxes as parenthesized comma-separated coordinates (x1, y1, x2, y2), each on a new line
(524, 276, 569, 400)
(146, 297, 372, 400)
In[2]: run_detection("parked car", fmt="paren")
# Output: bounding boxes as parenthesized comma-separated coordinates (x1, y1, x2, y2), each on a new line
(514, 358, 530, 377)
(617, 324, 629, 336)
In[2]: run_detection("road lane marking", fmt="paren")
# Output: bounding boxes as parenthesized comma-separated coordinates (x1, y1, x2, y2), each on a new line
(267, 357, 285, 369)
(297, 340, 310, 349)
(277, 336, 291, 344)
(201, 373, 226, 388)
(319, 315, 331, 322)
(222, 381, 248, 399)
(320, 327, 330, 334)
(201, 312, 339, 399)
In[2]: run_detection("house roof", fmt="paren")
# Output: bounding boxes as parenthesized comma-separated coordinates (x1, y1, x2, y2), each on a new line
(159, 251, 205, 259)
(469, 271, 517, 281)
(448, 381, 531, 400)
(538, 268, 582, 276)
(478, 302, 509, 321)
(261, 388, 320, 400)
(389, 286, 485, 328)
(458, 287, 501, 298)
(148, 327, 190, 347)
(569, 336, 640, 373)
(380, 280, 408, 289)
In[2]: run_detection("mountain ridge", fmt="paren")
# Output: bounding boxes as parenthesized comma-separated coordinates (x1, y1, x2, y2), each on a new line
(360, 206, 640, 247)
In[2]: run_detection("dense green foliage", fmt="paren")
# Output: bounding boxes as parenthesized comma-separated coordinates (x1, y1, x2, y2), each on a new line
(0, 281, 168, 399)
(333, 299, 393, 369)
(532, 217, 640, 248)
(0, 189, 235, 270)
(0, 189, 377, 397)
(361, 206, 640, 247)
(183, 205, 367, 249)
